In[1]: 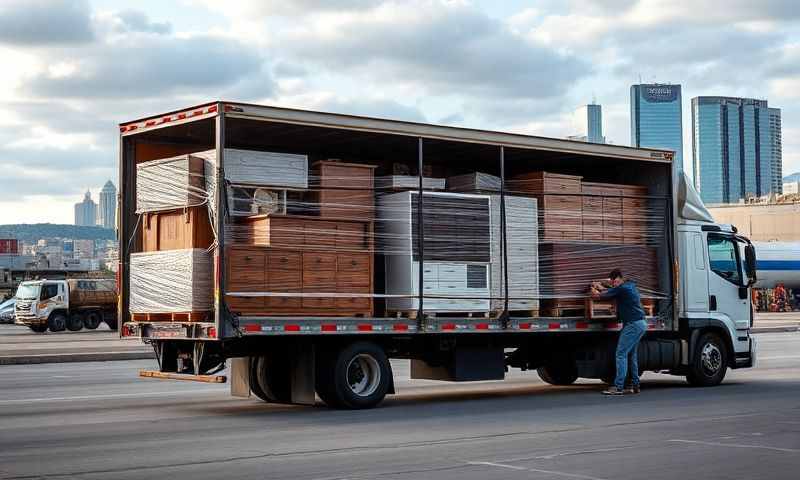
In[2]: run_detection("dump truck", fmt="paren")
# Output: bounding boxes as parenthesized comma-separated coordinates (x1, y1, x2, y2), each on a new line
(119, 101, 757, 409)
(15, 279, 118, 332)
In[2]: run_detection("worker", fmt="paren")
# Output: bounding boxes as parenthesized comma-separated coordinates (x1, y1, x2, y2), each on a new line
(591, 269, 647, 396)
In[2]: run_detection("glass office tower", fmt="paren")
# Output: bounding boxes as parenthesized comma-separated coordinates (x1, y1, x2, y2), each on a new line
(630, 84, 683, 171)
(692, 96, 772, 204)
(769, 108, 783, 194)
(587, 103, 603, 144)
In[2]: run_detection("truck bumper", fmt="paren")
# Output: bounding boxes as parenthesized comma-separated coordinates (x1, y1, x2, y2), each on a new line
(14, 315, 46, 328)
(734, 336, 757, 369)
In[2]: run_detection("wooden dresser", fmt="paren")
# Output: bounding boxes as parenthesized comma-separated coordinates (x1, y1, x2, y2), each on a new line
(226, 215, 374, 317)
(310, 160, 377, 220)
(509, 172, 583, 241)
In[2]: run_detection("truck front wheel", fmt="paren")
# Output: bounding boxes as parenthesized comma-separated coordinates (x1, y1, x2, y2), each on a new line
(537, 364, 579, 386)
(316, 342, 390, 409)
(686, 332, 728, 387)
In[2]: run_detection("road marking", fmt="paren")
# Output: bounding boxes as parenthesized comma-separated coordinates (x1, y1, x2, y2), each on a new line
(0, 389, 222, 405)
(468, 461, 609, 479)
(468, 461, 526, 471)
(669, 439, 800, 454)
(759, 355, 800, 360)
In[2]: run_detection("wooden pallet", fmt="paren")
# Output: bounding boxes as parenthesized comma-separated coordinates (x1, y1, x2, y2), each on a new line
(508, 309, 540, 318)
(389, 310, 493, 319)
(585, 298, 616, 319)
(541, 299, 585, 317)
(131, 311, 210, 322)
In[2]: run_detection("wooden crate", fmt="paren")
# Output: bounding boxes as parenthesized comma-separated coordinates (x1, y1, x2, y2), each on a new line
(510, 172, 583, 241)
(142, 206, 213, 252)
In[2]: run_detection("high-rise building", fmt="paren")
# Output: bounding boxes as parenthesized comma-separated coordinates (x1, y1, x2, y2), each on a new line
(98, 180, 117, 229)
(74, 190, 97, 226)
(630, 84, 683, 171)
(769, 108, 783, 195)
(692, 96, 772, 204)
(568, 103, 604, 144)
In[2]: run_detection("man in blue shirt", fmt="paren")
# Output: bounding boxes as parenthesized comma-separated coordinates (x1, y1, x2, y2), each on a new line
(591, 269, 647, 396)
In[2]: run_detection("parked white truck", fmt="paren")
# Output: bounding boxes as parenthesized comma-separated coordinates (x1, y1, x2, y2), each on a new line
(119, 102, 757, 409)
(15, 279, 118, 332)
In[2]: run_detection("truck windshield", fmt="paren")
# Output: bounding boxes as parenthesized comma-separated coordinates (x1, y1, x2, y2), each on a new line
(15, 284, 39, 300)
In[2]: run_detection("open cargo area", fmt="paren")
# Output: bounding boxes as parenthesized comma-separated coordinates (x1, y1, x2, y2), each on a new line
(119, 102, 675, 340)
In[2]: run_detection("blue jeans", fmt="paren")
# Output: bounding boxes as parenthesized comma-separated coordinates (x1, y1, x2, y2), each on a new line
(614, 320, 647, 390)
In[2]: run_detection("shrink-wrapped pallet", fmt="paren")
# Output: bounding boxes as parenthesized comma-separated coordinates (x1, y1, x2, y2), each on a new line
(130, 249, 213, 313)
(375, 175, 446, 191)
(447, 172, 501, 193)
(136, 151, 215, 213)
(224, 149, 308, 188)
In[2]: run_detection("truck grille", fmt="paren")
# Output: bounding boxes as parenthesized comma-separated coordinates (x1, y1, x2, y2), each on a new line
(16, 301, 31, 312)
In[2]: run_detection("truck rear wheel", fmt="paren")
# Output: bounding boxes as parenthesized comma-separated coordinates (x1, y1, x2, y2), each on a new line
(686, 332, 728, 387)
(537, 364, 579, 386)
(66, 314, 83, 331)
(253, 353, 292, 403)
(48, 313, 66, 332)
(83, 312, 102, 330)
(104, 313, 118, 331)
(316, 342, 390, 409)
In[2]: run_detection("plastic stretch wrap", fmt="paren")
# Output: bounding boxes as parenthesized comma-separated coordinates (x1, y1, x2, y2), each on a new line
(136, 151, 216, 214)
(130, 249, 213, 313)
(223, 149, 308, 188)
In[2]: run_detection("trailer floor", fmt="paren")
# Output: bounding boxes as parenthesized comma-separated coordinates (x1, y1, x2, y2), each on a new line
(1, 332, 799, 480)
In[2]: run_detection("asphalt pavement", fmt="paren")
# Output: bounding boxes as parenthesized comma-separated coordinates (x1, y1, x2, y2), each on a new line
(1, 332, 799, 480)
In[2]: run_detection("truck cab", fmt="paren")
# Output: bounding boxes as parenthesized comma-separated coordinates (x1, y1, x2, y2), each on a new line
(15, 280, 69, 332)
(676, 176, 757, 383)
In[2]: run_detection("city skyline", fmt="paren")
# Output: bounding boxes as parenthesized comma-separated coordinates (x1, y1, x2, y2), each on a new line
(72, 181, 116, 229)
(1, 1, 799, 224)
(630, 83, 684, 172)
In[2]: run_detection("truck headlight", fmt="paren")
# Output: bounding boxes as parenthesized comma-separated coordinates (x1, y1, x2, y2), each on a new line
(37, 302, 48, 310)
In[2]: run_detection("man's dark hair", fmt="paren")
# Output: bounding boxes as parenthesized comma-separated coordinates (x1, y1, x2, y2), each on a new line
(609, 269, 623, 280)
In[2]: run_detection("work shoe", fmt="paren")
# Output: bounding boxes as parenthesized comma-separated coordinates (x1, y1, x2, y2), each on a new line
(624, 385, 641, 394)
(602, 386, 624, 395)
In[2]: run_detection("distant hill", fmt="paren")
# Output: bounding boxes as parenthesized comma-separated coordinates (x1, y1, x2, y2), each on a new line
(0, 224, 115, 244)
(784, 172, 800, 183)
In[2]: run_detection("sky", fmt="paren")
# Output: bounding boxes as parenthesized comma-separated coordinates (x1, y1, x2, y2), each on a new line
(1, 0, 799, 224)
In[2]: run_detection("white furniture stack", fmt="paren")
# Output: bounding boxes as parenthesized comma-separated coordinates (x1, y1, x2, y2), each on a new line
(130, 249, 213, 313)
(490, 195, 539, 312)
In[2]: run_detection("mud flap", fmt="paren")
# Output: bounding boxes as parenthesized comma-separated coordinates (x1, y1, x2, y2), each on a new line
(230, 357, 251, 398)
(290, 343, 316, 405)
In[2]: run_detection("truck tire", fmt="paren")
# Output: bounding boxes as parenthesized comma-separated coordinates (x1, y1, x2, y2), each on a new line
(249, 357, 272, 402)
(254, 353, 292, 404)
(686, 332, 728, 387)
(29, 325, 48, 333)
(66, 314, 83, 331)
(104, 313, 118, 331)
(537, 364, 579, 386)
(48, 313, 67, 332)
(316, 342, 390, 409)
(83, 312, 102, 330)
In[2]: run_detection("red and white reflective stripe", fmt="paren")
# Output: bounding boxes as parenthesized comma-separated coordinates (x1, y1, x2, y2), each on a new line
(119, 104, 219, 133)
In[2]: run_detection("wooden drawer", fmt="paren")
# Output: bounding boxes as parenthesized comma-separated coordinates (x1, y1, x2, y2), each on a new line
(582, 182, 621, 196)
(582, 196, 603, 212)
(623, 197, 648, 213)
(336, 222, 369, 250)
(315, 161, 376, 189)
(315, 189, 374, 219)
(603, 197, 622, 215)
(542, 194, 582, 212)
(267, 250, 301, 270)
(303, 220, 338, 249)
(303, 269, 336, 288)
(227, 296, 265, 312)
(336, 296, 371, 310)
(337, 270, 370, 288)
(582, 218, 604, 240)
(228, 248, 265, 287)
(268, 295, 301, 309)
(269, 217, 305, 247)
(511, 172, 582, 194)
(337, 253, 370, 272)
(303, 252, 337, 271)
(267, 269, 301, 309)
(302, 296, 336, 309)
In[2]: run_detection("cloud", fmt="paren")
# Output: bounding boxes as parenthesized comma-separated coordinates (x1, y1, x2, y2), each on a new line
(193, 0, 380, 17)
(281, 2, 590, 101)
(24, 34, 267, 99)
(109, 10, 173, 34)
(0, 0, 94, 46)
(313, 96, 427, 122)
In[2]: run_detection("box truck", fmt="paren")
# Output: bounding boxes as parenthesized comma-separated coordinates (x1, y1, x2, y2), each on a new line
(119, 102, 756, 408)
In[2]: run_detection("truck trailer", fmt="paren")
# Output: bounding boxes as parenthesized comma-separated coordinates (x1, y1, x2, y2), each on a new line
(119, 101, 757, 409)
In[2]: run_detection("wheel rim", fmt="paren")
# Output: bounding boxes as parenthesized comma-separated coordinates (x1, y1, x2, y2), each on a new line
(701, 342, 722, 376)
(346, 354, 381, 397)
(51, 316, 65, 331)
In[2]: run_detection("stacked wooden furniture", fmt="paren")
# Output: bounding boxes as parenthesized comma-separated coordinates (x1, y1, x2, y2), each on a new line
(131, 152, 216, 321)
(509, 172, 583, 241)
(621, 184, 649, 244)
(226, 160, 376, 317)
(581, 182, 622, 243)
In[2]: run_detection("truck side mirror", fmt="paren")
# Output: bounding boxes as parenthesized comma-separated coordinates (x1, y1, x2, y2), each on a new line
(744, 244, 757, 285)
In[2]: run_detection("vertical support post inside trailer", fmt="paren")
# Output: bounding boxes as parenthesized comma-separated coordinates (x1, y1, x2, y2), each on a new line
(119, 136, 136, 334)
(416, 137, 425, 327)
(214, 105, 227, 336)
(500, 146, 509, 326)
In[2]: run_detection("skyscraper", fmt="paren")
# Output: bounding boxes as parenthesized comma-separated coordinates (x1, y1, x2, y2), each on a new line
(630, 84, 683, 171)
(98, 180, 117, 229)
(769, 108, 783, 195)
(74, 190, 97, 226)
(568, 103, 604, 144)
(692, 96, 772, 204)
